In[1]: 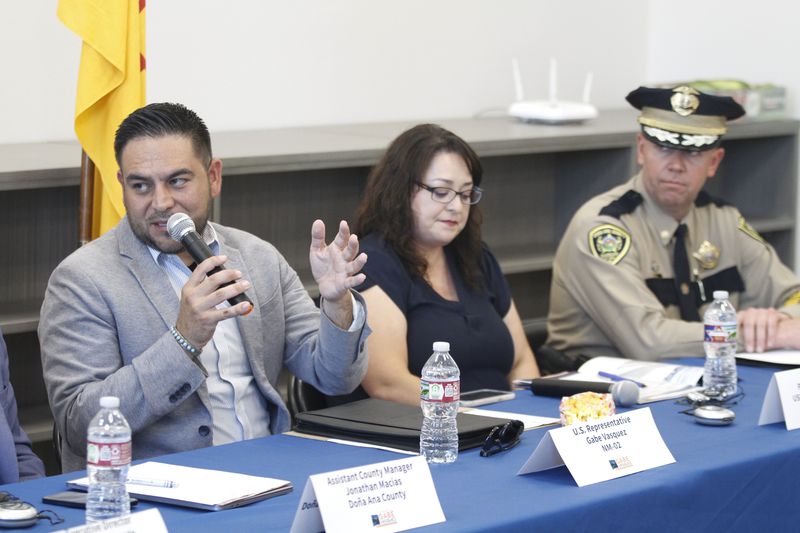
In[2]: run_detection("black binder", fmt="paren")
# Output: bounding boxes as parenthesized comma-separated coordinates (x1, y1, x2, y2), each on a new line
(292, 398, 512, 452)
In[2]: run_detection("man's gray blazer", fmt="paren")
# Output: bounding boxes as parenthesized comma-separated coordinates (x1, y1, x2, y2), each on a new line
(40, 217, 369, 472)
(0, 328, 45, 482)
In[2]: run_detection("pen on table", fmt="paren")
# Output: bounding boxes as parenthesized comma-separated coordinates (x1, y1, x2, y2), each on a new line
(127, 478, 178, 488)
(512, 378, 533, 390)
(597, 371, 646, 388)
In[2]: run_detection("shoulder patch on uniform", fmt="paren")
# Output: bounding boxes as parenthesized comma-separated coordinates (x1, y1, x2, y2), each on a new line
(588, 224, 631, 265)
(783, 290, 800, 307)
(738, 216, 764, 243)
(598, 190, 644, 219)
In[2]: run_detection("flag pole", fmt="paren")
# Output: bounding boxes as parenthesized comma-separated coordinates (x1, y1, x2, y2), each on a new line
(79, 149, 95, 247)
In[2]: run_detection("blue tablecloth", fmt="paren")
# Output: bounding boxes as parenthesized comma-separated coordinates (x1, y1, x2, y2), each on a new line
(5, 359, 799, 532)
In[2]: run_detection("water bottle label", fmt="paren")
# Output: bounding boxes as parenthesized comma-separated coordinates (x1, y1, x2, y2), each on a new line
(87, 440, 132, 467)
(704, 323, 737, 343)
(420, 379, 460, 402)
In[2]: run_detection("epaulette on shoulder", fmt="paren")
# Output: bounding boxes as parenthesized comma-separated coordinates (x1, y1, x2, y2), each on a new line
(695, 190, 730, 207)
(598, 190, 643, 219)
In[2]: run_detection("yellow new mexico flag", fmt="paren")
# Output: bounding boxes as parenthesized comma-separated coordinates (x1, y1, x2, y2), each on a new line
(58, 0, 146, 238)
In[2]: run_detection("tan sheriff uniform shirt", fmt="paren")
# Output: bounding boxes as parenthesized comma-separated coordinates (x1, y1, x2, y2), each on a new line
(547, 172, 800, 361)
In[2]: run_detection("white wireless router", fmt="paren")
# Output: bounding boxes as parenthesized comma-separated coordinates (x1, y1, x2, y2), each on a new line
(508, 58, 598, 124)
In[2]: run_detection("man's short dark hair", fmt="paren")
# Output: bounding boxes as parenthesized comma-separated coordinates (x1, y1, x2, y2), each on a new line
(114, 102, 212, 166)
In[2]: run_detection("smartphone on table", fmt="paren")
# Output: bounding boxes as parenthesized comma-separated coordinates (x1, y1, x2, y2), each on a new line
(42, 491, 139, 509)
(460, 388, 516, 407)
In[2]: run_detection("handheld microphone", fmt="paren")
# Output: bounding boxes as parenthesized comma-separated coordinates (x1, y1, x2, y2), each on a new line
(166, 213, 253, 314)
(529, 377, 639, 407)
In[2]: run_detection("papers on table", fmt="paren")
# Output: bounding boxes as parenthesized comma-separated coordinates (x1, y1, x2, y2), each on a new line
(737, 349, 800, 368)
(326, 438, 418, 455)
(567, 356, 704, 403)
(68, 461, 292, 511)
(59, 509, 168, 533)
(461, 408, 559, 430)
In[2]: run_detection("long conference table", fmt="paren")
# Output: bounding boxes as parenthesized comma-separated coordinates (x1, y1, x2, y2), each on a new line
(5, 359, 800, 532)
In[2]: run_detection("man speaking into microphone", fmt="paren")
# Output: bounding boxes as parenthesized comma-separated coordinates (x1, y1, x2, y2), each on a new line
(40, 103, 370, 472)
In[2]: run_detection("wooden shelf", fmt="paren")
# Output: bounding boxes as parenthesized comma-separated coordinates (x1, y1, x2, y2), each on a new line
(18, 404, 53, 444)
(0, 304, 41, 335)
(496, 249, 555, 275)
(522, 317, 548, 336)
(749, 216, 795, 234)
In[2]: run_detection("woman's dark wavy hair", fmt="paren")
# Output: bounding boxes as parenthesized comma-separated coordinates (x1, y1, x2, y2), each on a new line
(354, 123, 484, 290)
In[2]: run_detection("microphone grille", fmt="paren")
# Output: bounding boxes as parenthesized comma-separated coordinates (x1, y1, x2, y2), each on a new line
(166, 213, 195, 242)
(611, 380, 640, 408)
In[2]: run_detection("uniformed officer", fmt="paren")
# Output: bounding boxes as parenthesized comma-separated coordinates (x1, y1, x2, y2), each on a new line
(546, 85, 800, 364)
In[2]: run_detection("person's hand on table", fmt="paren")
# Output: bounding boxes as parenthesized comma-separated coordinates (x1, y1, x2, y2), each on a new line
(737, 307, 789, 352)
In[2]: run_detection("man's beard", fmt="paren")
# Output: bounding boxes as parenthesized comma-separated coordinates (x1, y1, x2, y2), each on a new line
(129, 206, 212, 255)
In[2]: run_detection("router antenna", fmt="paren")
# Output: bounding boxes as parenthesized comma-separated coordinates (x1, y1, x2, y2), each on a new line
(511, 58, 524, 102)
(548, 57, 558, 105)
(582, 72, 594, 104)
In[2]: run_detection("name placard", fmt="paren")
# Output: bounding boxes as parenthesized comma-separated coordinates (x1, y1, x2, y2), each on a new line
(56, 508, 167, 533)
(758, 367, 800, 430)
(517, 407, 675, 487)
(290, 456, 445, 533)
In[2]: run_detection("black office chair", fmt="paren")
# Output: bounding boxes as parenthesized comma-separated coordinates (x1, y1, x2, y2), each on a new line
(535, 344, 580, 375)
(52, 423, 62, 469)
(286, 376, 328, 419)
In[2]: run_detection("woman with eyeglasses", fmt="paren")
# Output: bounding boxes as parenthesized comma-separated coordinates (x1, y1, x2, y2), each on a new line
(352, 124, 540, 406)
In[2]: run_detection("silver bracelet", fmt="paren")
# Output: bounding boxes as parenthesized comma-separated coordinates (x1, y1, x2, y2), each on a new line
(170, 326, 200, 356)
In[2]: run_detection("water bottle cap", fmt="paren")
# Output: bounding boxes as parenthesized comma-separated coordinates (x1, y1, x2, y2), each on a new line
(712, 290, 729, 300)
(432, 341, 450, 352)
(99, 396, 120, 409)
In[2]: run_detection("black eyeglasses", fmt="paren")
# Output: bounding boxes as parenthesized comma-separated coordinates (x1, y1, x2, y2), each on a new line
(480, 419, 524, 457)
(414, 182, 483, 205)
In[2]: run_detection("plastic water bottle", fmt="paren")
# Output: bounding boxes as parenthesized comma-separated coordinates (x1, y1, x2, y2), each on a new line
(86, 396, 131, 522)
(420, 341, 460, 463)
(703, 290, 738, 399)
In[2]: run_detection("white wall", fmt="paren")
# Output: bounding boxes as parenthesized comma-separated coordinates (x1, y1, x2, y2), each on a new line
(645, 0, 800, 268)
(0, 1, 80, 144)
(4, 1, 799, 263)
(1, 0, 648, 143)
(645, 0, 798, 116)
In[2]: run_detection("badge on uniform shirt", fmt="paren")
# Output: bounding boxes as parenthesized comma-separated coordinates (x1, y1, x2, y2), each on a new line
(693, 240, 720, 270)
(738, 216, 765, 243)
(588, 224, 631, 265)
